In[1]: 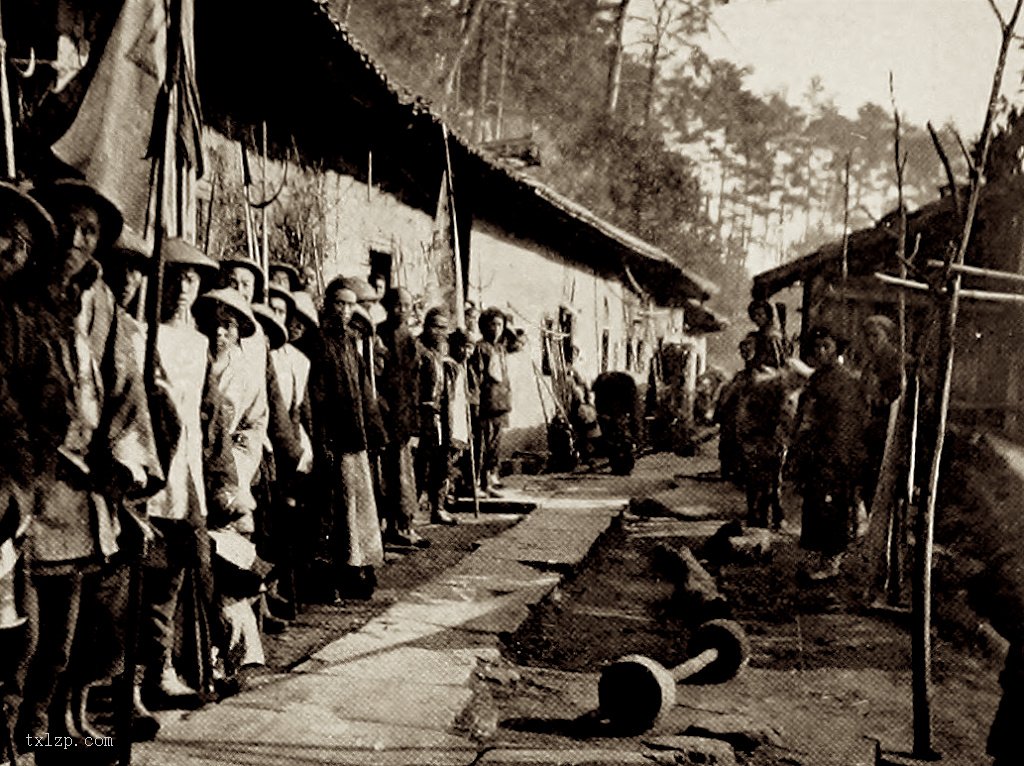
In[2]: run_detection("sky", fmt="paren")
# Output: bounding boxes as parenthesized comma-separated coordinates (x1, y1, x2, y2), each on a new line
(655, 0, 1024, 135)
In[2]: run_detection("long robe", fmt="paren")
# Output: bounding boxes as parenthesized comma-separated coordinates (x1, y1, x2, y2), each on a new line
(308, 326, 384, 569)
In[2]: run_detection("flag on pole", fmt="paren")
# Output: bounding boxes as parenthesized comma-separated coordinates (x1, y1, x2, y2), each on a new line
(52, 0, 204, 241)
(427, 169, 461, 321)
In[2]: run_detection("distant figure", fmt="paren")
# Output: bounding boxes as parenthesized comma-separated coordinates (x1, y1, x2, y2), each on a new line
(715, 333, 759, 484)
(748, 299, 785, 371)
(593, 371, 640, 476)
(791, 326, 867, 581)
(860, 315, 903, 508)
(734, 360, 811, 529)
(471, 308, 515, 496)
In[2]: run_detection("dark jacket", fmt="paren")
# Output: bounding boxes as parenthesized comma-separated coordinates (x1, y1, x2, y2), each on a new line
(377, 319, 421, 442)
(309, 325, 384, 459)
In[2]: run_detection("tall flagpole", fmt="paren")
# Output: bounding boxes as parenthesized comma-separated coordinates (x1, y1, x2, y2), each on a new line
(126, 1, 185, 763)
(0, 5, 16, 180)
(442, 125, 479, 518)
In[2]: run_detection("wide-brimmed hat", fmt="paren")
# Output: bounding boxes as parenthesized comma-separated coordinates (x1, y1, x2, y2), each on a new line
(0, 182, 57, 261)
(291, 290, 319, 329)
(252, 303, 287, 349)
(32, 179, 124, 250)
(104, 228, 153, 273)
(335, 275, 377, 303)
(163, 238, 219, 276)
(194, 287, 257, 338)
(268, 286, 296, 317)
(219, 256, 266, 298)
(268, 260, 302, 291)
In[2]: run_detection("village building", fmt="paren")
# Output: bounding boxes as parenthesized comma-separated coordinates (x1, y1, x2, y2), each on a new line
(8, 0, 723, 452)
(753, 176, 1024, 442)
(191, 1, 724, 449)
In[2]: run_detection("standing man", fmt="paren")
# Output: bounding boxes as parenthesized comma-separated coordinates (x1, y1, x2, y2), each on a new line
(308, 282, 385, 601)
(791, 326, 867, 581)
(417, 309, 458, 525)
(20, 180, 163, 744)
(472, 308, 514, 497)
(377, 288, 430, 544)
(142, 238, 220, 705)
(0, 182, 66, 751)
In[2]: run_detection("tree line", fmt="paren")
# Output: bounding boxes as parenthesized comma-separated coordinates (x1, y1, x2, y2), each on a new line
(337, 0, 969, 343)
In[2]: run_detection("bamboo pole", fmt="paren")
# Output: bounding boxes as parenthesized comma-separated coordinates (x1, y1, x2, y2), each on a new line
(926, 259, 1024, 284)
(876, 272, 1024, 304)
(442, 126, 479, 518)
(0, 6, 16, 179)
(260, 121, 269, 301)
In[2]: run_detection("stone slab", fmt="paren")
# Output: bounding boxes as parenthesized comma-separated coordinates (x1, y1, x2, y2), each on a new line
(134, 740, 476, 766)
(156, 702, 471, 750)
(477, 748, 652, 765)
(294, 646, 480, 686)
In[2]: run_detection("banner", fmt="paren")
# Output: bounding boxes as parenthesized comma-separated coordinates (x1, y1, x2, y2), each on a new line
(52, 0, 203, 240)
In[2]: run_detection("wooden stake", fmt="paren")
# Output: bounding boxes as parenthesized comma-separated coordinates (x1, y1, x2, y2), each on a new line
(0, 5, 16, 179)
(926, 259, 1024, 284)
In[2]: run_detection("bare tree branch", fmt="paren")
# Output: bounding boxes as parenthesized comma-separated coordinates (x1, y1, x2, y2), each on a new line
(986, 0, 1007, 28)
(927, 121, 963, 224)
(950, 127, 976, 176)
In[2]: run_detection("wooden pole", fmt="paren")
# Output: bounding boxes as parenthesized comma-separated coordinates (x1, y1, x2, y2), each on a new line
(926, 259, 1024, 284)
(0, 5, 16, 179)
(260, 121, 269, 301)
(442, 126, 479, 518)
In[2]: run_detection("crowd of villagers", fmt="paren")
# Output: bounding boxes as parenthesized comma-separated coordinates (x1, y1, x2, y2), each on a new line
(716, 298, 902, 582)
(0, 177, 524, 753)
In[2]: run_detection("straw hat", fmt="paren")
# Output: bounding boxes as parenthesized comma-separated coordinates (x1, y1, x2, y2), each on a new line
(291, 290, 319, 329)
(219, 256, 266, 298)
(194, 287, 257, 338)
(104, 227, 153, 273)
(253, 303, 287, 349)
(164, 238, 219, 276)
(268, 260, 302, 291)
(32, 179, 124, 250)
(0, 181, 57, 262)
(268, 286, 296, 317)
(335, 275, 377, 303)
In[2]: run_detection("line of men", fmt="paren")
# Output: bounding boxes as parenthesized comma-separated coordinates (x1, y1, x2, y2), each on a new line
(0, 178, 520, 754)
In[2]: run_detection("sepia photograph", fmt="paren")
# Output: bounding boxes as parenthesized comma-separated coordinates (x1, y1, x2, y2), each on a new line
(0, 1, 1021, 764)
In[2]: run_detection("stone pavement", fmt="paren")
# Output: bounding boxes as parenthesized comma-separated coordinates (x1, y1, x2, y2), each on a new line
(131, 485, 629, 766)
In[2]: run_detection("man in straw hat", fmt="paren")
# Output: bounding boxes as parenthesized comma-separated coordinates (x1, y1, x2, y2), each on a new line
(308, 281, 384, 601)
(195, 288, 269, 680)
(18, 179, 163, 746)
(101, 227, 152, 318)
(140, 238, 220, 708)
(0, 181, 68, 750)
